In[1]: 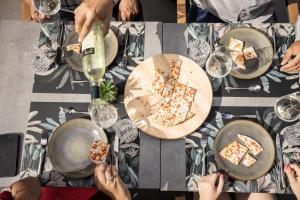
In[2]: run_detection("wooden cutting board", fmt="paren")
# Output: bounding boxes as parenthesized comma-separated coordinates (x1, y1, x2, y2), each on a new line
(124, 54, 213, 140)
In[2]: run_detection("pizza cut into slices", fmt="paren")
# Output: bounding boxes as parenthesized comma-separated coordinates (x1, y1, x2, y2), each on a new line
(238, 134, 263, 156)
(89, 140, 110, 163)
(228, 37, 244, 52)
(230, 51, 246, 70)
(243, 46, 258, 60)
(219, 141, 248, 165)
(241, 153, 256, 167)
(66, 43, 81, 54)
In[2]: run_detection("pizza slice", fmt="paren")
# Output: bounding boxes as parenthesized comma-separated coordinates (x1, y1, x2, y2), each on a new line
(243, 46, 258, 60)
(89, 140, 110, 163)
(161, 77, 177, 97)
(184, 85, 197, 103)
(228, 37, 244, 52)
(66, 43, 81, 54)
(230, 51, 246, 70)
(219, 141, 248, 165)
(152, 70, 168, 95)
(238, 134, 263, 156)
(169, 65, 181, 80)
(170, 59, 182, 69)
(241, 153, 256, 167)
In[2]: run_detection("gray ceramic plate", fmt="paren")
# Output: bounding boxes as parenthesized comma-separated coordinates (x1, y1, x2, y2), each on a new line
(48, 118, 107, 178)
(220, 27, 273, 79)
(63, 29, 119, 72)
(214, 120, 275, 181)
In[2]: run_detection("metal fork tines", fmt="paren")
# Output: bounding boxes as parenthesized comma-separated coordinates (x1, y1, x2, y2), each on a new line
(121, 26, 130, 68)
(200, 133, 207, 176)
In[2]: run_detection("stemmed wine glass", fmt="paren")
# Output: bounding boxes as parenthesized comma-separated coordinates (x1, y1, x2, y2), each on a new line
(32, 0, 74, 17)
(205, 46, 235, 78)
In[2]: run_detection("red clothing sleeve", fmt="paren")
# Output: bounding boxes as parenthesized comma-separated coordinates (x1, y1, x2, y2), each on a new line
(41, 187, 112, 200)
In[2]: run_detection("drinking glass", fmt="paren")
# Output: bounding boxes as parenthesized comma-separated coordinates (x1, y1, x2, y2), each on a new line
(275, 92, 300, 122)
(188, 39, 210, 68)
(32, 0, 61, 15)
(206, 46, 234, 78)
(89, 102, 118, 129)
(113, 119, 138, 143)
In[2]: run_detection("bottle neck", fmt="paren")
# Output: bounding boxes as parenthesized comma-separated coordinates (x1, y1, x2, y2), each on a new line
(90, 84, 100, 101)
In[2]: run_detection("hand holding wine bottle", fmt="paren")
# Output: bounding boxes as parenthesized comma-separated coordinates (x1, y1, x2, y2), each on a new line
(82, 20, 118, 129)
(75, 0, 113, 42)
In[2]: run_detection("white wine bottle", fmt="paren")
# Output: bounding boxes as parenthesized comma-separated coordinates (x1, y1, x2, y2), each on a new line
(82, 20, 106, 99)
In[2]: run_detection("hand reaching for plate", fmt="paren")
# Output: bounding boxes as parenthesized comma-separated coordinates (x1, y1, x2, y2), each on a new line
(280, 41, 300, 73)
(74, 0, 113, 42)
(284, 164, 300, 199)
(197, 173, 224, 200)
(94, 164, 131, 200)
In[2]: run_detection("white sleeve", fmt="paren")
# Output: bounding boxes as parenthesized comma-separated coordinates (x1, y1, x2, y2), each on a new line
(296, 15, 300, 40)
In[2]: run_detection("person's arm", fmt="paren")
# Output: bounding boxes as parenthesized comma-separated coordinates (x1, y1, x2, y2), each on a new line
(197, 173, 224, 200)
(75, 0, 114, 42)
(94, 164, 131, 200)
(11, 177, 41, 200)
(284, 163, 300, 199)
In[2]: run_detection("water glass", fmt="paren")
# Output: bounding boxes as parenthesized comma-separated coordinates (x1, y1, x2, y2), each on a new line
(275, 92, 300, 122)
(112, 119, 138, 143)
(89, 102, 118, 129)
(188, 39, 210, 67)
(206, 46, 233, 78)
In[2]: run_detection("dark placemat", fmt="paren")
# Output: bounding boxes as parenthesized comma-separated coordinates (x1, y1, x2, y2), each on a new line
(186, 23, 299, 97)
(0, 134, 20, 177)
(32, 22, 145, 94)
(186, 105, 299, 193)
(21, 101, 140, 188)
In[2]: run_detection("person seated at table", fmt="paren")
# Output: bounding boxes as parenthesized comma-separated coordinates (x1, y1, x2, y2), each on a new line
(198, 172, 276, 200)
(23, 0, 140, 41)
(188, 0, 300, 74)
(0, 164, 131, 200)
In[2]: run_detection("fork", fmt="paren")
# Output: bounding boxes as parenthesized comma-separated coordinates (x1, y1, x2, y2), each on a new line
(120, 27, 130, 68)
(200, 133, 207, 176)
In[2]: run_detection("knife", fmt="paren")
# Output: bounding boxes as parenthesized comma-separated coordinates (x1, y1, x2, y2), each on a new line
(113, 135, 119, 171)
(276, 133, 286, 189)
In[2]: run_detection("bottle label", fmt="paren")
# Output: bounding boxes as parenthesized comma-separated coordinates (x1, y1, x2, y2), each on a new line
(82, 48, 95, 57)
(82, 29, 94, 57)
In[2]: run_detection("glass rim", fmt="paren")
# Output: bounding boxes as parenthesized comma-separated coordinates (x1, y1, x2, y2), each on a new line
(32, 0, 61, 16)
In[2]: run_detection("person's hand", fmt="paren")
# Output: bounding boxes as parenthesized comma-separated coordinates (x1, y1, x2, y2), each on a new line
(11, 177, 41, 200)
(280, 40, 300, 73)
(118, 0, 139, 21)
(284, 164, 300, 199)
(75, 0, 113, 42)
(30, 3, 48, 23)
(94, 163, 131, 200)
(197, 173, 224, 200)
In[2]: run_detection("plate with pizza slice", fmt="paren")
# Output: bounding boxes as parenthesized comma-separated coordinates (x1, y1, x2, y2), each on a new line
(63, 28, 118, 72)
(220, 27, 273, 79)
(48, 118, 108, 178)
(214, 120, 275, 181)
(124, 54, 213, 139)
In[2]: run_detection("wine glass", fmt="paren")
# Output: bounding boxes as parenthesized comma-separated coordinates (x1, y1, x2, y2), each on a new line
(275, 92, 300, 122)
(32, 0, 73, 19)
(206, 46, 234, 78)
(188, 39, 210, 68)
(89, 101, 118, 129)
(32, 0, 61, 16)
